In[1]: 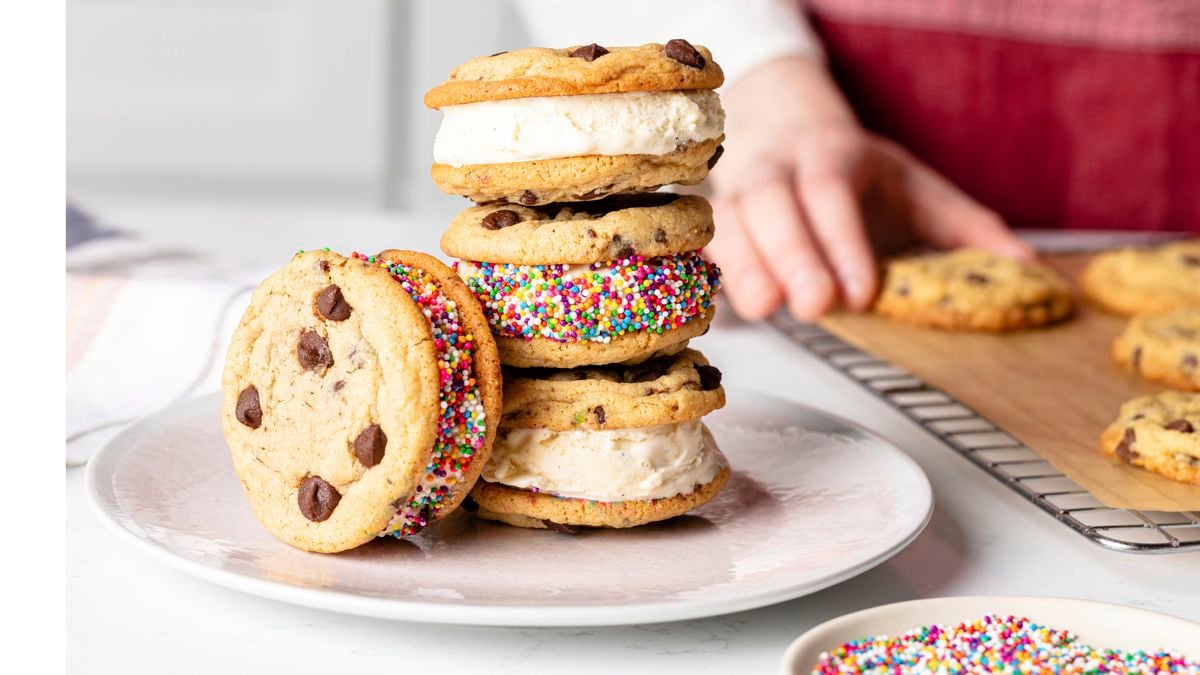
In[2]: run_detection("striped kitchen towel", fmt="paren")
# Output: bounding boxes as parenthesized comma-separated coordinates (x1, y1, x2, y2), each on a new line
(66, 203, 257, 465)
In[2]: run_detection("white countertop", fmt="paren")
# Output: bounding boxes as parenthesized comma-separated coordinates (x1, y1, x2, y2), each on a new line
(66, 198, 1200, 673)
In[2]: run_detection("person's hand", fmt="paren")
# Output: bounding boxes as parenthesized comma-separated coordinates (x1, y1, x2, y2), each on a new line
(707, 56, 1034, 321)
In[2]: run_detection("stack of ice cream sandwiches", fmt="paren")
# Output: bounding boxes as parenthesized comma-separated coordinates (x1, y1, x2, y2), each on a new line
(219, 41, 732, 553)
(427, 41, 731, 531)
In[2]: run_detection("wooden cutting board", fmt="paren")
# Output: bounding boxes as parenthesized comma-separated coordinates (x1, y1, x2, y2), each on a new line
(820, 253, 1200, 511)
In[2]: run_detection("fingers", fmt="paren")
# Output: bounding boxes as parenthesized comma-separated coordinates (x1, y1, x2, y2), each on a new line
(796, 169, 878, 310)
(738, 176, 837, 320)
(903, 152, 1035, 260)
(707, 195, 784, 320)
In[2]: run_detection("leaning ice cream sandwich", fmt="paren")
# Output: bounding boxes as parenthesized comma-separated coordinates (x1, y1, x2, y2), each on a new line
(221, 249, 501, 552)
(444, 193, 722, 368)
(425, 41, 725, 205)
(470, 349, 729, 531)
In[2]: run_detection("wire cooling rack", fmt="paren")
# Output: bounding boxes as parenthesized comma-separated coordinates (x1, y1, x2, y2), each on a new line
(770, 314, 1200, 554)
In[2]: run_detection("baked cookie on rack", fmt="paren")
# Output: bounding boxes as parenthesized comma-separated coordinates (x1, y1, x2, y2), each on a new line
(470, 349, 729, 531)
(873, 249, 1074, 331)
(447, 194, 721, 368)
(1100, 391, 1200, 485)
(1080, 239, 1200, 316)
(425, 41, 725, 205)
(221, 249, 501, 552)
(1112, 308, 1200, 391)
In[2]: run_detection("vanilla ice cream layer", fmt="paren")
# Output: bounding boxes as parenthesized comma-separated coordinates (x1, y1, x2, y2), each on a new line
(432, 90, 724, 167)
(482, 421, 725, 502)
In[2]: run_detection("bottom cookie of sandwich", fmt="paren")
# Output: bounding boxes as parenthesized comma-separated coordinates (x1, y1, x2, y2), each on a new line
(471, 467, 730, 531)
(469, 422, 730, 530)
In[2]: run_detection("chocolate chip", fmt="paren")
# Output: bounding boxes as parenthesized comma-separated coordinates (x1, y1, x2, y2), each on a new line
(592, 406, 606, 425)
(315, 284, 352, 321)
(1115, 428, 1139, 461)
(1165, 419, 1195, 433)
(1183, 354, 1198, 372)
(1132, 347, 1142, 372)
(542, 519, 579, 534)
(297, 329, 333, 370)
(569, 43, 609, 61)
(519, 190, 538, 205)
(665, 39, 704, 68)
(353, 424, 387, 467)
(609, 234, 637, 259)
(614, 242, 636, 259)
(965, 272, 990, 285)
(695, 364, 722, 391)
(654, 228, 668, 244)
(1181, 254, 1200, 267)
(587, 228, 597, 238)
(235, 386, 262, 429)
(298, 476, 340, 522)
(489, 51, 508, 57)
(461, 496, 479, 512)
(707, 144, 724, 170)
(482, 209, 520, 230)
(626, 356, 673, 383)
(318, 260, 330, 273)
(896, 285, 910, 297)
(333, 380, 346, 392)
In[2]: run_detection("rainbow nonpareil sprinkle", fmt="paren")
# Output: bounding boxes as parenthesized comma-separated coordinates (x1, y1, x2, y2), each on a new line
(453, 250, 720, 344)
(812, 614, 1198, 674)
(344, 252, 487, 538)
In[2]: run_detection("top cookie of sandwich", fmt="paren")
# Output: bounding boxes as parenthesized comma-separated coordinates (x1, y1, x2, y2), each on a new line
(1080, 239, 1200, 316)
(874, 248, 1074, 331)
(425, 41, 724, 108)
(441, 193, 714, 265)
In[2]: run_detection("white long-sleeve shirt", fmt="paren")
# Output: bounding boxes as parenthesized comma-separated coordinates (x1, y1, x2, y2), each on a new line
(512, 0, 821, 88)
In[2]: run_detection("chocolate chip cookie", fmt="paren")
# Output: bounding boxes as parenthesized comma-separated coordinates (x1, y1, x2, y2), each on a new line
(1080, 239, 1200, 316)
(424, 42, 724, 107)
(1100, 391, 1200, 485)
(221, 249, 501, 552)
(874, 249, 1074, 331)
(500, 348, 725, 430)
(1112, 308, 1200, 391)
(440, 193, 714, 265)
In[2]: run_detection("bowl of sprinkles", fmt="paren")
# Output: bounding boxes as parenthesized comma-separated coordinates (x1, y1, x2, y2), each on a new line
(781, 597, 1200, 674)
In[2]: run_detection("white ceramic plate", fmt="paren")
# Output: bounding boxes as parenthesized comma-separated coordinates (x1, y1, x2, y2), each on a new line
(86, 388, 932, 626)
(781, 596, 1200, 674)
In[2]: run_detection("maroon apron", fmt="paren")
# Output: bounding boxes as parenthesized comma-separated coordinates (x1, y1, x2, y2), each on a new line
(803, 0, 1200, 232)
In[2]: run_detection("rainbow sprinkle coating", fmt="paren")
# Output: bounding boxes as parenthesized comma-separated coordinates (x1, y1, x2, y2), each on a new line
(813, 614, 1198, 674)
(344, 252, 488, 538)
(453, 250, 720, 343)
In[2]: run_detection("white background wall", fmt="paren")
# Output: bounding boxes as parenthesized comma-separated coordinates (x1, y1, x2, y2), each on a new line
(66, 0, 531, 209)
